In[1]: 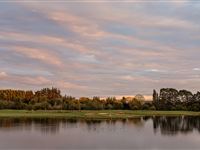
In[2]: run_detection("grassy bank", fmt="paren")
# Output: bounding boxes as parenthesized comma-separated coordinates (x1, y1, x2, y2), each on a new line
(0, 110, 199, 119)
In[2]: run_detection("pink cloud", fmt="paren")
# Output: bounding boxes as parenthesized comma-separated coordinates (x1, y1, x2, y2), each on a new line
(0, 72, 7, 79)
(13, 46, 62, 67)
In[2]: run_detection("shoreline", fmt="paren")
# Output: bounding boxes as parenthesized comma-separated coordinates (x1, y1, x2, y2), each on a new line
(0, 110, 199, 119)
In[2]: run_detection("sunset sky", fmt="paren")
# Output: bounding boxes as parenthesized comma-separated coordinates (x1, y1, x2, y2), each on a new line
(0, 1, 200, 99)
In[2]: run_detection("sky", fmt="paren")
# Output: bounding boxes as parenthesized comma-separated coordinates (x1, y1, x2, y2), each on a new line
(0, 1, 200, 99)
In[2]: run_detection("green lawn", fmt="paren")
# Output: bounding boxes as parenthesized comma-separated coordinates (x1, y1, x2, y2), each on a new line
(0, 110, 199, 119)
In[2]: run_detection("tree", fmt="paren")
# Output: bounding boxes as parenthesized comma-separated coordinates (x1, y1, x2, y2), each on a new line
(178, 90, 193, 103)
(188, 92, 200, 111)
(129, 98, 142, 110)
(153, 89, 159, 109)
(158, 88, 179, 110)
(121, 97, 129, 109)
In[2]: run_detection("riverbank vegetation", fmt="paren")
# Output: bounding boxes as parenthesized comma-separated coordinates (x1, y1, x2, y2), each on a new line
(0, 87, 200, 111)
(153, 88, 200, 111)
(0, 110, 200, 118)
(0, 88, 152, 110)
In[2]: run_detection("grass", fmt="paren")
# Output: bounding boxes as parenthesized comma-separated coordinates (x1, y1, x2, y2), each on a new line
(0, 110, 199, 119)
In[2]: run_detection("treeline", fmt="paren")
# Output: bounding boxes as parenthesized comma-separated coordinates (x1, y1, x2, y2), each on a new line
(1, 87, 200, 111)
(153, 88, 200, 111)
(0, 88, 154, 110)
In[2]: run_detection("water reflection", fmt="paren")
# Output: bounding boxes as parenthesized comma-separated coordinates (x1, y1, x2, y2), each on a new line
(153, 116, 200, 135)
(0, 116, 199, 136)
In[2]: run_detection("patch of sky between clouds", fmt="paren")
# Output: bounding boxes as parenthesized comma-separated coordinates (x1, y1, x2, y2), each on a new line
(73, 54, 99, 64)
(145, 69, 168, 73)
(193, 68, 200, 71)
(0, 4, 75, 38)
(104, 23, 137, 36)
(2, 68, 53, 77)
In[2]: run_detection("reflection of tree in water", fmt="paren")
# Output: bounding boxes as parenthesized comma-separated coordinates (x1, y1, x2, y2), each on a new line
(0, 118, 63, 135)
(0, 116, 199, 135)
(0, 117, 146, 134)
(0, 118, 105, 134)
(84, 120, 102, 131)
(121, 118, 145, 127)
(33, 118, 61, 135)
(84, 118, 146, 132)
(153, 116, 200, 135)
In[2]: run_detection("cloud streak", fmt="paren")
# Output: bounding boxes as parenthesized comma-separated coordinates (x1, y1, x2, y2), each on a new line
(1, 1, 200, 99)
(12, 46, 63, 67)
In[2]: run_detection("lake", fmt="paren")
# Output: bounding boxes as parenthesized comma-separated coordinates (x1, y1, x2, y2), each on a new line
(0, 116, 199, 150)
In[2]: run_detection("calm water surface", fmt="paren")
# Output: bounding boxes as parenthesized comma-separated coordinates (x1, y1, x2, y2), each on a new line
(0, 116, 200, 150)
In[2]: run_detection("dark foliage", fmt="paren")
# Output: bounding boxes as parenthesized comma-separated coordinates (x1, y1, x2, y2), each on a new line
(0, 87, 199, 111)
(153, 88, 200, 111)
(0, 87, 149, 110)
